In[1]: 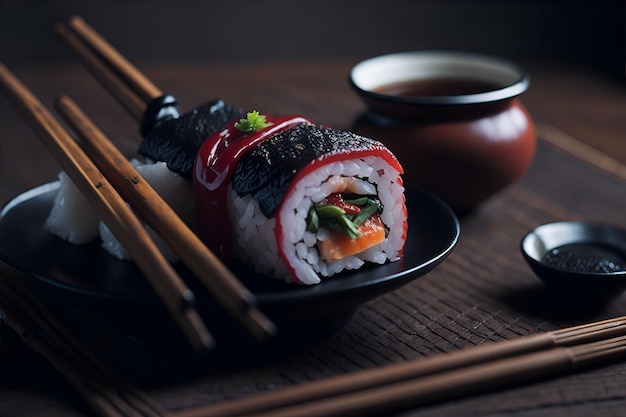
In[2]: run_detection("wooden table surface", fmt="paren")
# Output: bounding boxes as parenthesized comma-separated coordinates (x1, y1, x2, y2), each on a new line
(1, 58, 625, 417)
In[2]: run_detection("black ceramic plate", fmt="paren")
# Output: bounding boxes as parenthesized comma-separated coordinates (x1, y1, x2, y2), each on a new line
(0, 181, 459, 379)
(0, 181, 458, 307)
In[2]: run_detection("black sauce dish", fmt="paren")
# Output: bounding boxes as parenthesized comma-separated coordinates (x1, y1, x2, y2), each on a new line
(521, 221, 626, 301)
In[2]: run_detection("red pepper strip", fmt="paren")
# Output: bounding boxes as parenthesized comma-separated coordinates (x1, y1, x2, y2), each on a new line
(324, 193, 361, 215)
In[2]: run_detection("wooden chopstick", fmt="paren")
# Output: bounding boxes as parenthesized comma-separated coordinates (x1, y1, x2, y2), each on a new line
(59, 15, 162, 111)
(0, 63, 213, 352)
(178, 316, 626, 417)
(0, 265, 172, 417)
(56, 95, 276, 343)
(55, 22, 147, 121)
(232, 335, 626, 417)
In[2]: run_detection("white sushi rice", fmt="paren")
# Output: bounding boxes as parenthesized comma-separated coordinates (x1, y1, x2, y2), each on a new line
(45, 171, 101, 244)
(229, 156, 406, 285)
(45, 159, 195, 262)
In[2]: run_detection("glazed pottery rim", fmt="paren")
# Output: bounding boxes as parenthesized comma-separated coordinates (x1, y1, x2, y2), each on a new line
(349, 50, 530, 106)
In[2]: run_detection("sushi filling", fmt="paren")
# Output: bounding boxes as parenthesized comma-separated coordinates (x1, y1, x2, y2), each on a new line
(306, 194, 384, 239)
(306, 194, 387, 261)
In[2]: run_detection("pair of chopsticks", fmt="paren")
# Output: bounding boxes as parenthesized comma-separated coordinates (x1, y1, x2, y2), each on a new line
(0, 63, 275, 352)
(56, 15, 161, 122)
(0, 264, 172, 417)
(178, 316, 626, 417)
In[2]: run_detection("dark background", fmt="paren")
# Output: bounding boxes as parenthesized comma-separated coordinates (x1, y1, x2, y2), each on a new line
(1, 0, 624, 77)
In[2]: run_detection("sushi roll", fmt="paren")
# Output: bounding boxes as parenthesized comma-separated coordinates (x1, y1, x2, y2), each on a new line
(193, 111, 408, 285)
(45, 98, 408, 285)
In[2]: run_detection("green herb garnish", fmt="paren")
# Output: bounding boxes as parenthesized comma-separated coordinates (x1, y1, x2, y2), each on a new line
(234, 110, 273, 132)
(306, 196, 383, 239)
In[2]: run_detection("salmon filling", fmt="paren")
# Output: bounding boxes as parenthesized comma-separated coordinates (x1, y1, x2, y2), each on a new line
(318, 214, 386, 260)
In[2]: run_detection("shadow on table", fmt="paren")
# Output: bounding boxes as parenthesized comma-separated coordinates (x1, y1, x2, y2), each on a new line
(499, 283, 623, 321)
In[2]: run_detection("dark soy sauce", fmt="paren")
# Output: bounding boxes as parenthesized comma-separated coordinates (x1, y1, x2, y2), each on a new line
(541, 243, 625, 274)
(374, 78, 501, 97)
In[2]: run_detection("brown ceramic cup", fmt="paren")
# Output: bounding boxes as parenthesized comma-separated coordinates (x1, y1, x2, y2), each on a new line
(349, 50, 536, 213)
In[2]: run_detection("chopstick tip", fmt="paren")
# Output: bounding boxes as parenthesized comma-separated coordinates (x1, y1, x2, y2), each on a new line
(249, 308, 278, 342)
(67, 15, 85, 27)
